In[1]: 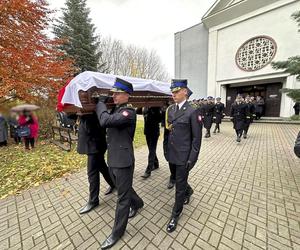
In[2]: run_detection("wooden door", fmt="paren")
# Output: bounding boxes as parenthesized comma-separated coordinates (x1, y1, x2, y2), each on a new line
(225, 87, 237, 115)
(265, 83, 282, 117)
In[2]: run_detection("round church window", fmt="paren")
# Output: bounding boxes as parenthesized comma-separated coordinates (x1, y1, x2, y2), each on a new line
(235, 36, 277, 71)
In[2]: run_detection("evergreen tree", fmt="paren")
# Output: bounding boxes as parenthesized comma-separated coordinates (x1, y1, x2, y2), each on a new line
(272, 11, 300, 102)
(53, 0, 103, 72)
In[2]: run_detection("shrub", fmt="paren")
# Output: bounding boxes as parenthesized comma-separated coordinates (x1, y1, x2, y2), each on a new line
(290, 115, 300, 121)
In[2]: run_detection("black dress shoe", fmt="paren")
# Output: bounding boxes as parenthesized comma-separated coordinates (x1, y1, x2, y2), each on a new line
(184, 189, 194, 205)
(141, 171, 151, 179)
(236, 136, 241, 142)
(79, 202, 99, 214)
(104, 186, 115, 196)
(128, 204, 143, 219)
(152, 165, 159, 171)
(243, 134, 247, 139)
(101, 234, 120, 249)
(167, 180, 175, 189)
(166, 217, 178, 233)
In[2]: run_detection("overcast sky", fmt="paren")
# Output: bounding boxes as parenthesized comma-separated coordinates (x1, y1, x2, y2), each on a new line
(48, 0, 215, 77)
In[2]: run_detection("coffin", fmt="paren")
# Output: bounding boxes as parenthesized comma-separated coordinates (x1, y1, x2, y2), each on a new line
(61, 72, 172, 114)
(62, 87, 172, 114)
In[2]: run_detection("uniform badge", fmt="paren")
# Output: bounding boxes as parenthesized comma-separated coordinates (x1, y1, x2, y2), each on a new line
(122, 111, 129, 117)
(198, 115, 202, 122)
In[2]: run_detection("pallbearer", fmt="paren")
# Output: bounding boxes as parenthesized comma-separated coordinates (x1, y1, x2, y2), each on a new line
(77, 113, 115, 215)
(96, 78, 144, 249)
(164, 79, 202, 233)
(141, 107, 162, 179)
(213, 97, 225, 133)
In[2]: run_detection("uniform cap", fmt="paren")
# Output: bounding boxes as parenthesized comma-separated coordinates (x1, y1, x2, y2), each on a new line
(111, 78, 133, 94)
(170, 79, 188, 92)
(187, 87, 193, 98)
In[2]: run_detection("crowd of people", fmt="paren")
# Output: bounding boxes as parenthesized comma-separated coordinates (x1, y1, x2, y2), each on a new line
(183, 94, 263, 142)
(0, 111, 39, 150)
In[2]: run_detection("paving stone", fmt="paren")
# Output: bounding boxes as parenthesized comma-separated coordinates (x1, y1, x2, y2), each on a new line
(0, 123, 299, 249)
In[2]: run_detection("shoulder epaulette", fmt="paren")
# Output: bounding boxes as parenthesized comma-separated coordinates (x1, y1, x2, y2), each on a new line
(120, 103, 134, 110)
(166, 104, 175, 111)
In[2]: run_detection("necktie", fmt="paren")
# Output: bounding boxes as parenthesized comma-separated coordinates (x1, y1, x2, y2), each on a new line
(176, 104, 179, 113)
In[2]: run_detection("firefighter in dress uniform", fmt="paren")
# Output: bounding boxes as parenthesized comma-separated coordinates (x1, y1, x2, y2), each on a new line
(201, 96, 215, 138)
(140, 107, 162, 179)
(96, 78, 144, 249)
(230, 96, 248, 142)
(243, 96, 255, 139)
(164, 79, 202, 233)
(213, 97, 225, 134)
(77, 113, 115, 215)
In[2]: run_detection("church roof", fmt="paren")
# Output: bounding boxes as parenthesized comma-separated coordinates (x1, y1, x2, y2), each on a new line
(202, 0, 283, 28)
(203, 0, 245, 19)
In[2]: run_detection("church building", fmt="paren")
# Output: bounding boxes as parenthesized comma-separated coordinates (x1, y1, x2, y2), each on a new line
(175, 0, 300, 117)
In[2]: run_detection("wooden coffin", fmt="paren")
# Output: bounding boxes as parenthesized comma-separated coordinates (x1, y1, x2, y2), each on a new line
(63, 87, 173, 114)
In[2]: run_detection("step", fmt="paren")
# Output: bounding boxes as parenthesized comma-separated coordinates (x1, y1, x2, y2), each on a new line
(223, 117, 300, 124)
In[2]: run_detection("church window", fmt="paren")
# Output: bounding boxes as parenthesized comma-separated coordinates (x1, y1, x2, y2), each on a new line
(236, 36, 277, 71)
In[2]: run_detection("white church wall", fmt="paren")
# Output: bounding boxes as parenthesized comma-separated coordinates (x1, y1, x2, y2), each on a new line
(174, 23, 209, 99)
(207, 30, 218, 97)
(215, 0, 300, 82)
(280, 75, 299, 117)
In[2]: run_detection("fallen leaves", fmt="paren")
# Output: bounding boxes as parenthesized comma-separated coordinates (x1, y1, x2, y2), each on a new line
(0, 120, 146, 199)
(0, 141, 86, 199)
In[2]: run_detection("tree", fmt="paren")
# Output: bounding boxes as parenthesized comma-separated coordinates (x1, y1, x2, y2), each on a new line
(272, 11, 300, 102)
(0, 0, 74, 103)
(98, 36, 170, 81)
(53, 0, 104, 72)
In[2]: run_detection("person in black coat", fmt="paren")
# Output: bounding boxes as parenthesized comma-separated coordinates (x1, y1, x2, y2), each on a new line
(243, 96, 255, 138)
(213, 97, 225, 133)
(140, 107, 162, 179)
(230, 96, 248, 142)
(0, 113, 8, 147)
(164, 79, 202, 233)
(201, 96, 215, 138)
(293, 102, 300, 115)
(254, 96, 264, 120)
(96, 78, 144, 249)
(77, 113, 115, 214)
(8, 113, 21, 144)
(294, 131, 300, 158)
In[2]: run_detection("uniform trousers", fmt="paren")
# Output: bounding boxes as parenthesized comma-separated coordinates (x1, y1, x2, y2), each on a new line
(145, 133, 159, 172)
(109, 166, 144, 238)
(243, 120, 251, 134)
(214, 123, 220, 131)
(169, 163, 193, 218)
(87, 153, 114, 204)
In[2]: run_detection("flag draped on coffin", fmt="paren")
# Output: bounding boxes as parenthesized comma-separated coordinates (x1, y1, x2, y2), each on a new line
(62, 71, 171, 108)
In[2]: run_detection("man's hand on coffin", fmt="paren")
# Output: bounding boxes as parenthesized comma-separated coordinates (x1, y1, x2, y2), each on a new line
(95, 95, 111, 103)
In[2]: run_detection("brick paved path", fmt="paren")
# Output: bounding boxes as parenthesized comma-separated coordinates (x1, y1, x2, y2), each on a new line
(0, 123, 299, 250)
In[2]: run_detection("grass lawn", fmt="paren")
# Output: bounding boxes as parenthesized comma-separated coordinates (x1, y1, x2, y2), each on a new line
(0, 120, 146, 199)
